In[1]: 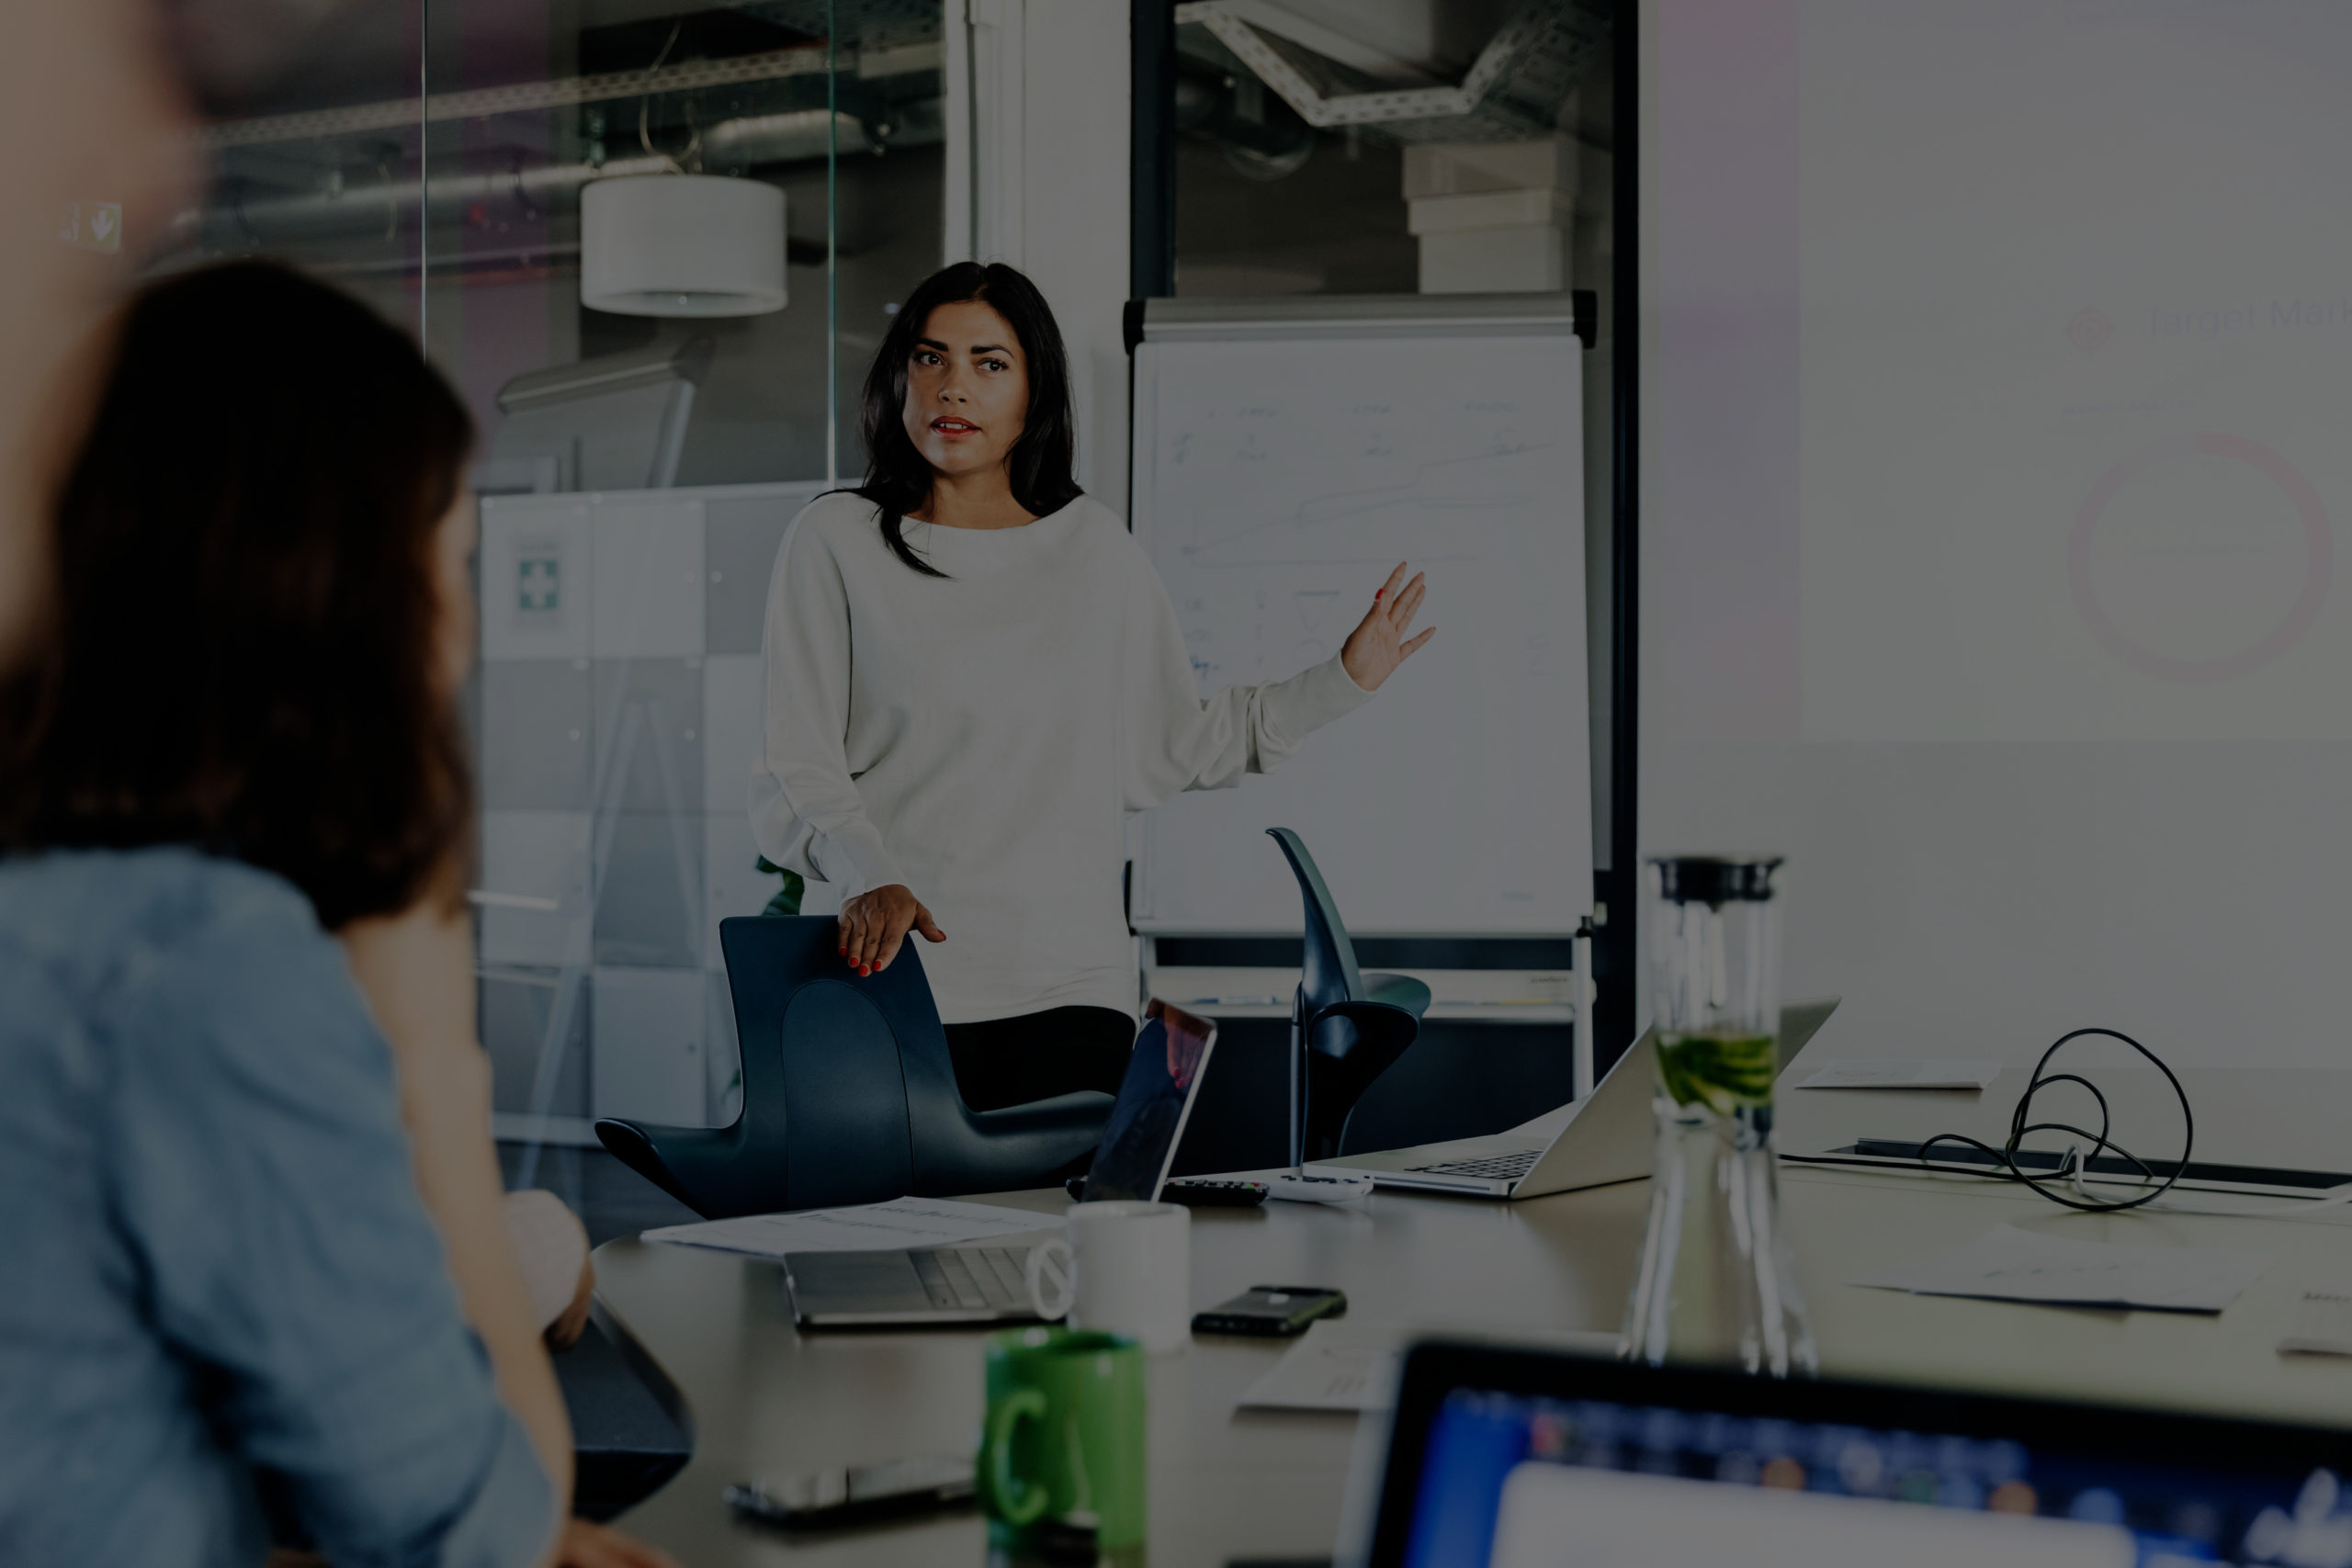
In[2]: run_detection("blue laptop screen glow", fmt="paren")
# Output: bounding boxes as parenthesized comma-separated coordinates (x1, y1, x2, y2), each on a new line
(1402, 1385, 2338, 1568)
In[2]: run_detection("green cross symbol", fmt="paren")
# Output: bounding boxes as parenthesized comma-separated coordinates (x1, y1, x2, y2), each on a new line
(518, 557, 560, 613)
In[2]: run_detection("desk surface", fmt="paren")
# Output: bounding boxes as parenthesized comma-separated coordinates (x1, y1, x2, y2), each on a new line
(594, 1067, 2352, 1565)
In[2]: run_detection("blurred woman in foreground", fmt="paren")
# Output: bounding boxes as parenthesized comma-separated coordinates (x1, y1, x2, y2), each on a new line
(0, 262, 673, 1568)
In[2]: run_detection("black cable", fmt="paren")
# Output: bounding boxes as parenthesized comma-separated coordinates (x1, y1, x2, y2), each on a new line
(1916, 1027, 2194, 1213)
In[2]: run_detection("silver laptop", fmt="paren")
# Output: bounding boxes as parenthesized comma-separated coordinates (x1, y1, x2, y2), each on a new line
(1308, 998, 1839, 1200)
(785, 1000, 1217, 1327)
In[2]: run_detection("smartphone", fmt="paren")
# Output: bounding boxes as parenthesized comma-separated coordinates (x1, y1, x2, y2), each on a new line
(725, 1454, 975, 1529)
(1191, 1284, 1348, 1337)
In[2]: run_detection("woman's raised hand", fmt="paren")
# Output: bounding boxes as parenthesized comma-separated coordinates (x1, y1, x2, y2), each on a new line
(839, 883, 946, 976)
(1340, 561, 1435, 693)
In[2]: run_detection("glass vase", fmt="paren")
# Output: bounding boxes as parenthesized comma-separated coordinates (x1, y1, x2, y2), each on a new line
(1621, 855, 1816, 1378)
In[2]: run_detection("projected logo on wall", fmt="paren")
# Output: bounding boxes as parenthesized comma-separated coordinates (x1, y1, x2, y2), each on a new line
(2064, 306, 2112, 355)
(2067, 433, 2332, 682)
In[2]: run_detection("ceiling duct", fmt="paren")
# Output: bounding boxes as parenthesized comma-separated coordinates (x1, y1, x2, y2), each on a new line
(1174, 0, 1610, 143)
(173, 108, 876, 251)
(196, 44, 840, 151)
(1172, 56, 1317, 176)
(700, 110, 871, 171)
(738, 0, 944, 55)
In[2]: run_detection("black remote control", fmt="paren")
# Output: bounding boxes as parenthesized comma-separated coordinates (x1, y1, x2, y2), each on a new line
(1160, 1179, 1270, 1208)
(1063, 1177, 1271, 1206)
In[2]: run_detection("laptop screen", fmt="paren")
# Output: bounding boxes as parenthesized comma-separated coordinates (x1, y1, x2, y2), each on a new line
(1079, 998, 1217, 1202)
(1370, 1345, 2352, 1568)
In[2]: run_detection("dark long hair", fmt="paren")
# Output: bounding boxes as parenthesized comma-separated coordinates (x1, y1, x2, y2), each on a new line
(0, 261, 476, 930)
(856, 261, 1083, 575)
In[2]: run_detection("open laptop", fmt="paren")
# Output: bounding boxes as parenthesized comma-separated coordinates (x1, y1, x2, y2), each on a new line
(1309, 998, 1839, 1200)
(1358, 1338, 2352, 1568)
(783, 999, 1216, 1328)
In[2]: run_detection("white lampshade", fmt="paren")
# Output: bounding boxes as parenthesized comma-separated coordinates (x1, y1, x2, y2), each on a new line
(581, 175, 786, 317)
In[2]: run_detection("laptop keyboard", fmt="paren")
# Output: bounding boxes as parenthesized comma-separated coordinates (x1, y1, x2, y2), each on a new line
(1407, 1148, 1544, 1181)
(910, 1247, 1033, 1312)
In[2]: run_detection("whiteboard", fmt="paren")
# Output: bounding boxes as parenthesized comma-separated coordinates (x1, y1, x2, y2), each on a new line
(1131, 309, 1590, 934)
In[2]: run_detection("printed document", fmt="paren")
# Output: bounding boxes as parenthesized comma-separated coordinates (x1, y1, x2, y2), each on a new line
(1791, 1059, 1999, 1091)
(1854, 1224, 2269, 1313)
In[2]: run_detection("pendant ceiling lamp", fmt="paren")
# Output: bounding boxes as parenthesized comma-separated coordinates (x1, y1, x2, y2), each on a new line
(582, 174, 786, 318)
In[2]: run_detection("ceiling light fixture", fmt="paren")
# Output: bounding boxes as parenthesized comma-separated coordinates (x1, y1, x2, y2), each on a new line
(581, 174, 786, 318)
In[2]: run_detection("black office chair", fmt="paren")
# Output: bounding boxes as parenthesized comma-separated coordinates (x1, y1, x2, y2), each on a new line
(594, 916, 1114, 1219)
(1268, 828, 1431, 1164)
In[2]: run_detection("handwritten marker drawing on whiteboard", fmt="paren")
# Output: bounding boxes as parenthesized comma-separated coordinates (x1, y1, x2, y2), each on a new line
(1132, 326, 1591, 936)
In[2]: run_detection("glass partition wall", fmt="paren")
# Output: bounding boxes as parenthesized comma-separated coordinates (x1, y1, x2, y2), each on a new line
(165, 1, 949, 1176)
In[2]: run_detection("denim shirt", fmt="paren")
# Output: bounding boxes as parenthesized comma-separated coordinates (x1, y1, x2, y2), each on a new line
(0, 848, 555, 1568)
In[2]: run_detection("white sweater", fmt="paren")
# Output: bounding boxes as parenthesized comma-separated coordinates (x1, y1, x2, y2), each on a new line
(748, 491, 1376, 1023)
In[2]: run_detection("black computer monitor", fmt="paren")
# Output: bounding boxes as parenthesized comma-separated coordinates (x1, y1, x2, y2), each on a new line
(1368, 1343, 2352, 1568)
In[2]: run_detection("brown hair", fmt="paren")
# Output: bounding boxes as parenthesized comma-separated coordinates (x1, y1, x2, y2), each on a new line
(0, 260, 474, 929)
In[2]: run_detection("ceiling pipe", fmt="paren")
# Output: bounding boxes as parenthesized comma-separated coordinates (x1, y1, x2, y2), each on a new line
(196, 43, 842, 150)
(173, 107, 887, 250)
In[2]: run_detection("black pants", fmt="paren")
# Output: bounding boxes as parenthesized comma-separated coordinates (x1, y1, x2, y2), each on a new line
(944, 1006, 1135, 1111)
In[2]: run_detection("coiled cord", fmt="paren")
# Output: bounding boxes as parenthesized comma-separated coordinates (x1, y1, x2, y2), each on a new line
(1917, 1027, 2192, 1213)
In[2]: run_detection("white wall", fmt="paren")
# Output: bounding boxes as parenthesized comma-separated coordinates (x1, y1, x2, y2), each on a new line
(1642, 0, 2352, 1069)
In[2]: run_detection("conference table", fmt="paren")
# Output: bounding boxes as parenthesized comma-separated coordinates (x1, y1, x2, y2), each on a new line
(590, 1063, 2352, 1565)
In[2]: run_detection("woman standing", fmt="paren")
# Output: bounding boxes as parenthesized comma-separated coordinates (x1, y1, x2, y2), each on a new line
(751, 262, 1431, 1112)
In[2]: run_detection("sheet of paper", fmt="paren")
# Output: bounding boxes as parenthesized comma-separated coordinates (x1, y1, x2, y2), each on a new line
(1238, 1319, 1623, 1414)
(2278, 1278, 2352, 1355)
(1854, 1224, 2270, 1314)
(1791, 1058, 1999, 1091)
(642, 1197, 1053, 1259)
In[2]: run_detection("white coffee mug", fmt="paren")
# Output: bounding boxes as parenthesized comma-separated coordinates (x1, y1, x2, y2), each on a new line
(1024, 1201, 1192, 1353)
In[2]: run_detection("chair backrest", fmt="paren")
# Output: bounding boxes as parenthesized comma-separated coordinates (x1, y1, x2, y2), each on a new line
(1266, 829, 1430, 1162)
(1267, 827, 1364, 1010)
(603, 916, 1114, 1218)
(718, 915, 944, 1211)
(717, 914, 1113, 1206)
